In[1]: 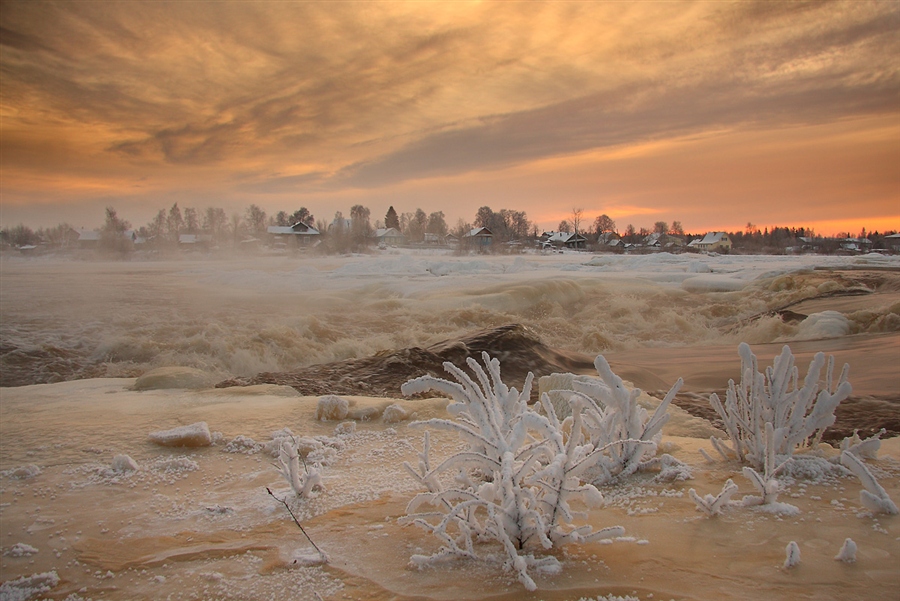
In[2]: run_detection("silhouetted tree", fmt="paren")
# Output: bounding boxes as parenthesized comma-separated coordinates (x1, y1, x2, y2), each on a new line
(385, 206, 400, 230)
(593, 214, 616, 236)
(167, 203, 184, 242)
(100, 207, 132, 255)
(290, 207, 314, 226)
(245, 204, 267, 237)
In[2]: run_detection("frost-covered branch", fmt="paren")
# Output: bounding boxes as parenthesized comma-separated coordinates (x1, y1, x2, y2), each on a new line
(689, 479, 738, 516)
(277, 439, 323, 499)
(708, 343, 851, 469)
(840, 451, 898, 515)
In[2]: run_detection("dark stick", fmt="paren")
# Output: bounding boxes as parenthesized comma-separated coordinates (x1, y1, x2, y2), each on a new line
(266, 487, 327, 560)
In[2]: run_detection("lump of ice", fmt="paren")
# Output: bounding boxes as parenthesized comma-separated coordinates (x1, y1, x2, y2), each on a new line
(382, 403, 412, 423)
(133, 366, 218, 390)
(0, 571, 59, 601)
(5, 464, 41, 480)
(316, 395, 349, 421)
(223, 435, 261, 454)
(3, 542, 39, 557)
(111, 454, 140, 472)
(148, 422, 212, 447)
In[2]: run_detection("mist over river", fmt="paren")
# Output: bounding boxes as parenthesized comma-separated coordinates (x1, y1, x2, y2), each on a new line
(2, 250, 899, 388)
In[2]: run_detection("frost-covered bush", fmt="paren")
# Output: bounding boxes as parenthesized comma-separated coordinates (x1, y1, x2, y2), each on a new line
(708, 343, 851, 469)
(567, 356, 683, 485)
(400, 352, 680, 590)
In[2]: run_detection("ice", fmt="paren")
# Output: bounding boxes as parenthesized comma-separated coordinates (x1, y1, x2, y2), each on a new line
(148, 422, 212, 447)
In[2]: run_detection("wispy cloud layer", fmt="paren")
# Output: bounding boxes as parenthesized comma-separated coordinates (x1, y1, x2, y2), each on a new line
(1, 1, 897, 232)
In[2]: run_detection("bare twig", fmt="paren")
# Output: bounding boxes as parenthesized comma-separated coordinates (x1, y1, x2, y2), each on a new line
(266, 487, 327, 560)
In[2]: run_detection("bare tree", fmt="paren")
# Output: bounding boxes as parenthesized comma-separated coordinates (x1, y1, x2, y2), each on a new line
(245, 204, 267, 237)
(593, 214, 616, 236)
(571, 207, 584, 238)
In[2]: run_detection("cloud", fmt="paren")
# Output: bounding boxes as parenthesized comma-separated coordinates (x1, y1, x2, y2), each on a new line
(336, 69, 898, 188)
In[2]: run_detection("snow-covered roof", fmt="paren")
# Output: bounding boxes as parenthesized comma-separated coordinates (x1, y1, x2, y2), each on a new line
(76, 229, 100, 242)
(464, 227, 493, 237)
(373, 227, 403, 238)
(695, 232, 729, 245)
(268, 223, 319, 235)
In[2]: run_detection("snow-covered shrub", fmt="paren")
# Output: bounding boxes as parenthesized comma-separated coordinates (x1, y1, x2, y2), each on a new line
(708, 343, 852, 469)
(316, 395, 349, 421)
(567, 355, 683, 485)
(400, 352, 630, 591)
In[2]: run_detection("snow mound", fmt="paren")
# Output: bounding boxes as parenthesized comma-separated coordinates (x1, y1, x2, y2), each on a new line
(835, 538, 857, 563)
(148, 421, 212, 447)
(133, 366, 218, 390)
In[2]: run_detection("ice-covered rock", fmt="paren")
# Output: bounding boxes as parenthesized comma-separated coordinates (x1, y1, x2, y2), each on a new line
(148, 422, 212, 447)
(111, 454, 140, 472)
(382, 403, 412, 423)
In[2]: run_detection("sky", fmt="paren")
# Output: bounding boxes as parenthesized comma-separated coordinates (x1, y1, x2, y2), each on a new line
(1, 0, 898, 235)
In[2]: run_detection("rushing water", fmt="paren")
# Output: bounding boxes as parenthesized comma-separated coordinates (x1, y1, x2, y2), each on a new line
(2, 250, 898, 387)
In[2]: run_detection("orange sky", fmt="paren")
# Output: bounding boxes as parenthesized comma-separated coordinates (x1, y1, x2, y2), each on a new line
(1, 1, 898, 235)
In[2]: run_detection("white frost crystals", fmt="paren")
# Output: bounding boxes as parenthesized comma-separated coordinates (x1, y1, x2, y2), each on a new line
(708, 343, 852, 469)
(399, 351, 679, 591)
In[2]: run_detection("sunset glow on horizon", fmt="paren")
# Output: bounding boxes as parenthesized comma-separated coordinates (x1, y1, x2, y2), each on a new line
(1, 1, 897, 236)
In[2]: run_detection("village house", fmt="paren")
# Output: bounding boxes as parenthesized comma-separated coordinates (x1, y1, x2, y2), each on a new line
(373, 227, 405, 247)
(541, 231, 588, 249)
(688, 232, 732, 252)
(266, 222, 320, 247)
(642, 232, 685, 251)
(463, 227, 494, 250)
(885, 233, 900, 252)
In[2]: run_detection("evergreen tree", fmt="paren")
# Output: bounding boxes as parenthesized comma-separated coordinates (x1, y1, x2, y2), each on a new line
(385, 206, 400, 230)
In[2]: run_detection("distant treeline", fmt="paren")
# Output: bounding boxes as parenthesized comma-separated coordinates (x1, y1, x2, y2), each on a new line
(1, 203, 896, 255)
